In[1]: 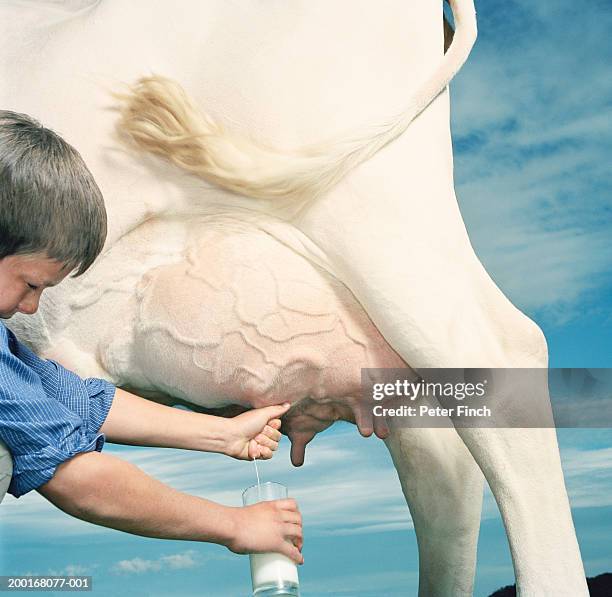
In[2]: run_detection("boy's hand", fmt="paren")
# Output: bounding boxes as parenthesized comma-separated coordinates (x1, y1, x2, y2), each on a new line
(227, 498, 304, 564)
(225, 403, 291, 460)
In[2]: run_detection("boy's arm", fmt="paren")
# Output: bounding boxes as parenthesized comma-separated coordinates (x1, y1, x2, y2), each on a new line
(100, 388, 290, 460)
(38, 451, 304, 563)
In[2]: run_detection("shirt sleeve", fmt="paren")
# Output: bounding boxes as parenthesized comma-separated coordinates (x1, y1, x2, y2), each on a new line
(0, 326, 116, 498)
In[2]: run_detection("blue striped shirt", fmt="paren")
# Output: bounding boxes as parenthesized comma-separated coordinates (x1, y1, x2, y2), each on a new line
(0, 322, 116, 498)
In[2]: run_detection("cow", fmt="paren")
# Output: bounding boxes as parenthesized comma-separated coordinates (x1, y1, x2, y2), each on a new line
(0, 1, 588, 594)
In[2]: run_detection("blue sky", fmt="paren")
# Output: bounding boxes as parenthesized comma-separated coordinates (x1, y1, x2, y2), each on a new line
(1, 1, 611, 596)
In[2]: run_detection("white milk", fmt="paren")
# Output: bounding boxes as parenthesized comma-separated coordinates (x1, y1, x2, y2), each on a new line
(250, 552, 299, 590)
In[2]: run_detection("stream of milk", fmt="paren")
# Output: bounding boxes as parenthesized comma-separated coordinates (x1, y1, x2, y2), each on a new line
(253, 457, 261, 496)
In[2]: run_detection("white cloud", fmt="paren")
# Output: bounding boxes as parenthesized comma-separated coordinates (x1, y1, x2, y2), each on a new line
(560, 446, 612, 508)
(159, 551, 200, 570)
(111, 550, 201, 575)
(112, 557, 161, 574)
(48, 564, 91, 576)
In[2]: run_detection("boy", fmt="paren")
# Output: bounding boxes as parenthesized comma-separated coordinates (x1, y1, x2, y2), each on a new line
(0, 110, 303, 564)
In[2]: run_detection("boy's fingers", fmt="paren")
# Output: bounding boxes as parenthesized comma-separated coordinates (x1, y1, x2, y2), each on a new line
(275, 498, 299, 512)
(248, 439, 260, 460)
(285, 522, 303, 542)
(280, 542, 304, 565)
(259, 446, 273, 459)
(255, 434, 278, 451)
(262, 425, 281, 441)
(281, 510, 302, 525)
(267, 419, 282, 431)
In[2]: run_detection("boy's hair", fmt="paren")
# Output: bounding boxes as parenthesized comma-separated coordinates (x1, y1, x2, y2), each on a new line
(0, 110, 107, 276)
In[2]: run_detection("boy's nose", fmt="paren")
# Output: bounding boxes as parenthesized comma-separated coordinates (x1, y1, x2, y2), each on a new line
(18, 297, 40, 315)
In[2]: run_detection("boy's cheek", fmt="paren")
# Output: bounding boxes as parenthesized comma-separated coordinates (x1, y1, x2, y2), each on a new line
(0, 290, 24, 318)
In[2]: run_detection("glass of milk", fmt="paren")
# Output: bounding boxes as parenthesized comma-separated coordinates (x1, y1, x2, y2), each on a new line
(242, 482, 300, 596)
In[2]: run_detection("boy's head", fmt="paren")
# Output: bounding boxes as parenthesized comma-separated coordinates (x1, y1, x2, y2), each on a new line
(0, 110, 107, 318)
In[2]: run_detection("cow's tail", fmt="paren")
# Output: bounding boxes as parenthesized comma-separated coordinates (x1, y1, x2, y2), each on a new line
(116, 0, 476, 206)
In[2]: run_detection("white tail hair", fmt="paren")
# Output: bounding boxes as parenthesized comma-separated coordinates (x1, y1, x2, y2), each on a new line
(116, 0, 476, 207)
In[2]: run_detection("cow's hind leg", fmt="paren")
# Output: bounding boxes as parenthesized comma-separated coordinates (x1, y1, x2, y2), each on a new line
(322, 254, 587, 594)
(385, 426, 483, 597)
(294, 156, 589, 594)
